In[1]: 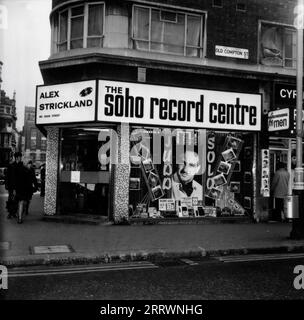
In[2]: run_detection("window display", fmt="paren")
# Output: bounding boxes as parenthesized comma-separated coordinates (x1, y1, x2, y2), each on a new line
(205, 132, 254, 217)
(129, 128, 255, 219)
(129, 127, 204, 219)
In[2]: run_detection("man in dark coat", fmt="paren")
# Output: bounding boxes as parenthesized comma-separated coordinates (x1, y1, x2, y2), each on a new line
(5, 152, 22, 219)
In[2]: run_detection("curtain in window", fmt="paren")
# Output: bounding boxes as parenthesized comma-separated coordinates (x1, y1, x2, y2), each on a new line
(71, 16, 84, 49)
(186, 15, 201, 57)
(260, 25, 283, 66)
(133, 6, 203, 56)
(133, 7, 149, 50)
(59, 11, 68, 51)
(284, 30, 296, 68)
(87, 4, 104, 48)
(151, 10, 184, 54)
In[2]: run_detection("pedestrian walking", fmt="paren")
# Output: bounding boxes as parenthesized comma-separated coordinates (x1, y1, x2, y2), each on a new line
(270, 162, 289, 222)
(15, 160, 38, 223)
(4, 152, 22, 219)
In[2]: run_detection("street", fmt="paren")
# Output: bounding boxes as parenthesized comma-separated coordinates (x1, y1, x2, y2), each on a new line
(3, 256, 304, 300)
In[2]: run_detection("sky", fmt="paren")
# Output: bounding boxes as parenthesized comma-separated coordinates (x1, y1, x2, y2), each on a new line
(0, 0, 52, 130)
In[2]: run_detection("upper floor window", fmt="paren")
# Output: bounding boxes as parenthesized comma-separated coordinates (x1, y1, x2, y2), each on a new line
(57, 2, 104, 52)
(30, 129, 37, 149)
(27, 113, 34, 121)
(132, 5, 204, 57)
(260, 23, 296, 68)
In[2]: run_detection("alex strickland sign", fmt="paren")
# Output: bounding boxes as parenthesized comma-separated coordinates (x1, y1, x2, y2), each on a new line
(36, 80, 262, 131)
(36, 80, 96, 124)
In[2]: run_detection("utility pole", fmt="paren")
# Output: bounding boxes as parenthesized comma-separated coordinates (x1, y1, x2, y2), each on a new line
(291, 0, 304, 239)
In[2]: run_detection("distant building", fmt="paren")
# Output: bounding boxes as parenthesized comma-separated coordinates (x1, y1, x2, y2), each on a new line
(23, 106, 46, 168)
(0, 61, 20, 167)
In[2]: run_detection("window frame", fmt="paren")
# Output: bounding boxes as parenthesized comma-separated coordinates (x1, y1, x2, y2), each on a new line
(132, 4, 205, 58)
(258, 20, 296, 69)
(57, 2, 105, 52)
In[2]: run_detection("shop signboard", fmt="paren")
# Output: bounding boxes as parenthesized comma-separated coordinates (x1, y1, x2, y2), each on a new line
(215, 45, 249, 59)
(36, 80, 96, 124)
(98, 80, 261, 131)
(273, 83, 304, 107)
(268, 108, 290, 131)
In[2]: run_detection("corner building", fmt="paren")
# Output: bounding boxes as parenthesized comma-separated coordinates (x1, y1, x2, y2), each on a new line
(37, 0, 298, 223)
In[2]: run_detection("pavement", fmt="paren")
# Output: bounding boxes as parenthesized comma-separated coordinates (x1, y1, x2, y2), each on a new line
(1, 185, 304, 268)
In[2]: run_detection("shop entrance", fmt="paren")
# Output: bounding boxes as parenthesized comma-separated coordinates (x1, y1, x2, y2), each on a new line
(269, 137, 292, 218)
(58, 128, 112, 218)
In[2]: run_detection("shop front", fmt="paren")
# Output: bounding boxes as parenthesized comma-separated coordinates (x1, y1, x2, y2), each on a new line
(260, 83, 304, 220)
(36, 79, 262, 222)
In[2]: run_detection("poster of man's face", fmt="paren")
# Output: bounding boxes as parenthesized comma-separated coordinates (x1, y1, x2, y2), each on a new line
(176, 150, 201, 184)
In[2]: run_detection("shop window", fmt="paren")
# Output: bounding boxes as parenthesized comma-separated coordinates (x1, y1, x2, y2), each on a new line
(132, 5, 204, 57)
(59, 128, 110, 216)
(129, 128, 254, 220)
(57, 2, 105, 52)
(260, 23, 296, 68)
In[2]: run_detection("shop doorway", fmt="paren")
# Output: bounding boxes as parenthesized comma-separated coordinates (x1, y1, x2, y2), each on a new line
(58, 128, 112, 218)
(269, 138, 292, 218)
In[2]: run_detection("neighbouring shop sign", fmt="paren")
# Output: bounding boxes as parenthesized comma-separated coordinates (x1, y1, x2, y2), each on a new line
(273, 82, 304, 106)
(36, 80, 96, 124)
(98, 80, 261, 131)
(215, 45, 249, 59)
(268, 108, 290, 131)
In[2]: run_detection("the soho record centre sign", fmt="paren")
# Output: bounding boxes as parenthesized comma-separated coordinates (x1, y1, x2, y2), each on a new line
(36, 80, 96, 124)
(98, 80, 261, 131)
(36, 80, 261, 131)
